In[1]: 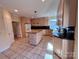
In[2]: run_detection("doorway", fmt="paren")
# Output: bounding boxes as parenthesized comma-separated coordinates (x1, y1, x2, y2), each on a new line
(12, 22, 20, 39)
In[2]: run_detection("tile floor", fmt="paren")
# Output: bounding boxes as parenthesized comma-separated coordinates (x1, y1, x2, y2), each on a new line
(0, 36, 60, 59)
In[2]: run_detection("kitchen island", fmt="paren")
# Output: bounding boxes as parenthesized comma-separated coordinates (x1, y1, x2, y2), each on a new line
(28, 30, 45, 45)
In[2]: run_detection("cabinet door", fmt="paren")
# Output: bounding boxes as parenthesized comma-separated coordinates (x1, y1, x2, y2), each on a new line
(57, 0, 64, 26)
(53, 37, 62, 57)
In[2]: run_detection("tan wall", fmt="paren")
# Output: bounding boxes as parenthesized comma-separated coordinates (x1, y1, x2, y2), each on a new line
(31, 17, 49, 26)
(20, 17, 31, 37)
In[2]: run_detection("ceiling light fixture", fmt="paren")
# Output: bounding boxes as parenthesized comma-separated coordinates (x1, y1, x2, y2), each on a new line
(42, 0, 45, 2)
(14, 9, 18, 12)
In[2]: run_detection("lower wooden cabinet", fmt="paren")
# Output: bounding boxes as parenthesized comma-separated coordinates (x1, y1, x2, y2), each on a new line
(53, 37, 74, 59)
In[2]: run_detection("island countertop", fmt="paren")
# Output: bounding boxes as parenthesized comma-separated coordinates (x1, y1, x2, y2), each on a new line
(26, 30, 42, 34)
(28, 30, 44, 45)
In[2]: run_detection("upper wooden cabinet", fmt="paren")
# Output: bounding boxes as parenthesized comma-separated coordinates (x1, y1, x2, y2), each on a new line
(68, 0, 77, 26)
(31, 17, 49, 26)
(57, 0, 64, 26)
(57, 0, 77, 27)
(62, 0, 77, 27)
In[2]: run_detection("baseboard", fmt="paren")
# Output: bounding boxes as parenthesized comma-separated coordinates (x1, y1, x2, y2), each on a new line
(0, 44, 10, 53)
(0, 39, 14, 53)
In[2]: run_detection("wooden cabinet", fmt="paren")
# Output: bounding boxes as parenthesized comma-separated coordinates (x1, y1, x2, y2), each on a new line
(53, 37, 74, 59)
(57, 0, 64, 26)
(44, 30, 52, 36)
(62, 0, 77, 27)
(31, 17, 49, 26)
(53, 37, 62, 57)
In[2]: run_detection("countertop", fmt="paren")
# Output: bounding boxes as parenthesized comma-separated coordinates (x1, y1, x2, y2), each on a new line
(26, 30, 41, 34)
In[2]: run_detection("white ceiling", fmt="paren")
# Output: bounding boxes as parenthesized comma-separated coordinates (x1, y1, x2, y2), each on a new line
(0, 0, 60, 18)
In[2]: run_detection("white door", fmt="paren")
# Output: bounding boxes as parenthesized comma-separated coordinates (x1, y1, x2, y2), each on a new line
(3, 10, 14, 44)
(0, 9, 13, 52)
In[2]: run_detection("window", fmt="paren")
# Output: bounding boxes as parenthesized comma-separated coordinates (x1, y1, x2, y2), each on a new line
(49, 18, 59, 36)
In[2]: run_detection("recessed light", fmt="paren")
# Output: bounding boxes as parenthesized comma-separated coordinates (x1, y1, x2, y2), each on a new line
(42, 0, 45, 2)
(34, 11, 37, 13)
(14, 9, 18, 12)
